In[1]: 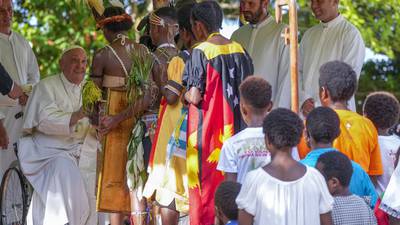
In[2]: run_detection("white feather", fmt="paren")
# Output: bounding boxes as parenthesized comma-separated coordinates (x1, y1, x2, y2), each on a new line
(109, 0, 124, 8)
(86, 0, 105, 15)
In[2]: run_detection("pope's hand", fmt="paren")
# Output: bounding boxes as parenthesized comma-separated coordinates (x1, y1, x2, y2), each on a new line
(98, 115, 120, 135)
(18, 93, 29, 106)
(0, 121, 9, 149)
(70, 107, 86, 128)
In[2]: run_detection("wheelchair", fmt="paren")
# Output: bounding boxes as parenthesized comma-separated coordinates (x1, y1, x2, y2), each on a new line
(0, 143, 32, 225)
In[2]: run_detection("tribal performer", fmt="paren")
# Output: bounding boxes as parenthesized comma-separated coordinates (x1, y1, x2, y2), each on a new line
(184, 1, 254, 224)
(142, 5, 180, 220)
(143, 6, 179, 142)
(90, 6, 156, 225)
(142, 3, 196, 225)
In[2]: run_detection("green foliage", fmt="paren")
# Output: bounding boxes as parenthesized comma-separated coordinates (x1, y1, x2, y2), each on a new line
(337, 0, 400, 59)
(12, 0, 102, 77)
(11, 0, 147, 78)
(356, 59, 400, 111)
(126, 47, 154, 105)
(82, 78, 102, 113)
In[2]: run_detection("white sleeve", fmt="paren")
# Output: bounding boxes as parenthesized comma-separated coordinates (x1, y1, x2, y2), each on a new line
(342, 28, 365, 78)
(26, 46, 40, 84)
(37, 103, 73, 136)
(23, 81, 72, 136)
(313, 168, 334, 214)
(217, 140, 238, 173)
(236, 170, 258, 215)
(275, 41, 291, 109)
(298, 34, 309, 107)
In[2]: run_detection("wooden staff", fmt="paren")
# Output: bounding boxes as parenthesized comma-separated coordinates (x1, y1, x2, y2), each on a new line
(275, 0, 299, 113)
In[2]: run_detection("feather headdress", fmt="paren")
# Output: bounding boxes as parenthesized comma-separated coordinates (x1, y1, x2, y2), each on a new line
(86, 0, 105, 16)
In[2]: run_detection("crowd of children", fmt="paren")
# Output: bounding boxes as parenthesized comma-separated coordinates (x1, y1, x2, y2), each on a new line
(212, 60, 400, 225)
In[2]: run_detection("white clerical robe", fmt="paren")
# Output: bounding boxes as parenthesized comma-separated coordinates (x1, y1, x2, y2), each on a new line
(18, 74, 90, 225)
(0, 31, 40, 180)
(79, 128, 99, 225)
(231, 16, 291, 108)
(299, 15, 365, 111)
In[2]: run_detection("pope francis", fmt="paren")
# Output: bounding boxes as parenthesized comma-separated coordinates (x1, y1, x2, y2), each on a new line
(18, 46, 92, 225)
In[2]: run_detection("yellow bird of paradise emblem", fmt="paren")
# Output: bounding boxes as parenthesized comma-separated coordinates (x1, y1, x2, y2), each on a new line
(187, 124, 234, 189)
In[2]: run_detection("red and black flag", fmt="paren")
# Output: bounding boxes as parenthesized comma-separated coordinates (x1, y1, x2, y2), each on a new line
(185, 41, 253, 225)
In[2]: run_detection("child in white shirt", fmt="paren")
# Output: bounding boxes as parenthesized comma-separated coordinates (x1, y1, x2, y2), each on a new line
(363, 91, 400, 195)
(217, 76, 273, 183)
(236, 108, 334, 225)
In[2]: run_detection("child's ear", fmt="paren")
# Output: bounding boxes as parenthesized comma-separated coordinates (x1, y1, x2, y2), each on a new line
(265, 135, 274, 151)
(240, 102, 248, 116)
(319, 86, 330, 106)
(327, 177, 340, 194)
(214, 206, 224, 224)
(305, 130, 311, 148)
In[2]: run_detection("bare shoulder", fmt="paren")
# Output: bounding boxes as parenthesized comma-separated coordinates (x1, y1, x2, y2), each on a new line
(93, 47, 109, 62)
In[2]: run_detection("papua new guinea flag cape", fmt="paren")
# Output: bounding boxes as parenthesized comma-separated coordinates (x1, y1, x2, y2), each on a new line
(185, 41, 253, 225)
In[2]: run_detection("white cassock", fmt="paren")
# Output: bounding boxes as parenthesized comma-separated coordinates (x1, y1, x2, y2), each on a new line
(79, 128, 99, 225)
(231, 16, 291, 108)
(18, 73, 90, 225)
(299, 14, 365, 111)
(0, 31, 40, 180)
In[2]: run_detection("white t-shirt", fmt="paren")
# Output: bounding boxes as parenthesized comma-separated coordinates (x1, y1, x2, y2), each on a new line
(236, 166, 334, 225)
(377, 135, 400, 195)
(217, 127, 271, 183)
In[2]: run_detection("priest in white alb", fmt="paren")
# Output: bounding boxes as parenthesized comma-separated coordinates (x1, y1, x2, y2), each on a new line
(299, 0, 365, 115)
(18, 46, 91, 225)
(0, 0, 40, 180)
(231, 0, 290, 108)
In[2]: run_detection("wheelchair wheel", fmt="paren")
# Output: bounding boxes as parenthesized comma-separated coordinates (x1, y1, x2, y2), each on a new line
(0, 167, 27, 225)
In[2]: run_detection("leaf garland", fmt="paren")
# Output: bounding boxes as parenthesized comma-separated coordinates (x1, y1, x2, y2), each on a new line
(126, 46, 154, 105)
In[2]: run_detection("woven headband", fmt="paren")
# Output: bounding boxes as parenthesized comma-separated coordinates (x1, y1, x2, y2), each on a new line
(96, 13, 132, 29)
